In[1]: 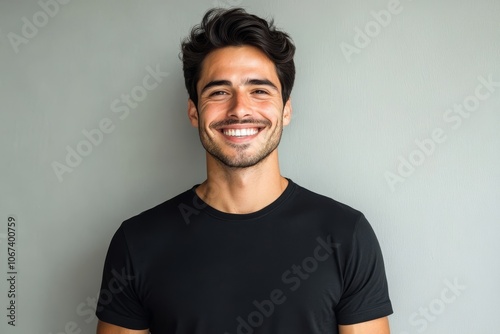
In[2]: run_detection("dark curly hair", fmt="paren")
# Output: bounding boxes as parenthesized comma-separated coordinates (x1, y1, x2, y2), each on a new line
(180, 7, 296, 107)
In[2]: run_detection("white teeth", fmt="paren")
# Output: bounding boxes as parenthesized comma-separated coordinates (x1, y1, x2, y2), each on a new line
(223, 128, 259, 137)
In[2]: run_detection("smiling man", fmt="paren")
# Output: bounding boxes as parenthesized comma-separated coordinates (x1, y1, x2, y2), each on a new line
(96, 7, 392, 334)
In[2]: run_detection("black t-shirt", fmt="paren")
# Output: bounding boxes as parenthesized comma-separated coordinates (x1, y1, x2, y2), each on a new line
(96, 179, 393, 333)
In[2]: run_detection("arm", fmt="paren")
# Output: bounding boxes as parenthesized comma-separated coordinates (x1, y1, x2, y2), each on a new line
(336, 215, 392, 332)
(97, 320, 149, 334)
(339, 317, 390, 334)
(96, 228, 149, 332)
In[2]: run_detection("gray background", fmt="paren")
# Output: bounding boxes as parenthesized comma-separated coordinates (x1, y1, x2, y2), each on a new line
(1, 0, 499, 333)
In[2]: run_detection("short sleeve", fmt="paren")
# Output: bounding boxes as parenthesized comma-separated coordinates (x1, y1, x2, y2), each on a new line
(335, 215, 393, 325)
(96, 226, 149, 330)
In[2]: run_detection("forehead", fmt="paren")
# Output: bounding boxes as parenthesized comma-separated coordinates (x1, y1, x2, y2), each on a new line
(197, 45, 280, 91)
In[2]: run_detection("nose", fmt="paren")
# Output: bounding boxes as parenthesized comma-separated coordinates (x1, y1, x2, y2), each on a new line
(227, 91, 252, 119)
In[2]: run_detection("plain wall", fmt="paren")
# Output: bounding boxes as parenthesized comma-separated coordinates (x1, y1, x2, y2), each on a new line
(1, 0, 499, 333)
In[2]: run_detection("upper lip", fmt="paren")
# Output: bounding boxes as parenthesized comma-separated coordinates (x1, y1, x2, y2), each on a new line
(217, 125, 265, 130)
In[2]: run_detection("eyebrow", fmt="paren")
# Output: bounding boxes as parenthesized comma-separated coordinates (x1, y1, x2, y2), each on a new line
(200, 78, 279, 95)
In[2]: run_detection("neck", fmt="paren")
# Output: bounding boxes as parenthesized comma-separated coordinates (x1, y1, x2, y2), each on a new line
(195, 150, 288, 214)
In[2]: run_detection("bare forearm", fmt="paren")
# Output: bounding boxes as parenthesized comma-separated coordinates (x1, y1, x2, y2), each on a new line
(338, 317, 390, 334)
(96, 320, 149, 334)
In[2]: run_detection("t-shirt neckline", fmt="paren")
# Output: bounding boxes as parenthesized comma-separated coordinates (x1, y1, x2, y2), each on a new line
(190, 177, 296, 221)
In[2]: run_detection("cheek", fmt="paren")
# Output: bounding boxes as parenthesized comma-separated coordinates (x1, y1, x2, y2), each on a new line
(259, 101, 285, 121)
(197, 108, 221, 131)
(199, 100, 226, 115)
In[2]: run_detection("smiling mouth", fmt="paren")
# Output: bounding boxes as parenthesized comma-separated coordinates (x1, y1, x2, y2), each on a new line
(221, 128, 261, 137)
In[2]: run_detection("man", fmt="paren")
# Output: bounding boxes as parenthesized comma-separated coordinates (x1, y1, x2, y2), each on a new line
(96, 7, 393, 334)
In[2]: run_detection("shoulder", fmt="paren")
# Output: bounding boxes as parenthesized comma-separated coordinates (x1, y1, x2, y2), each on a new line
(291, 181, 365, 225)
(118, 187, 195, 240)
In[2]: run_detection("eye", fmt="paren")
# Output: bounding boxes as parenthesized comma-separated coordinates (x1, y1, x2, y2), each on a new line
(210, 91, 228, 96)
(253, 89, 269, 95)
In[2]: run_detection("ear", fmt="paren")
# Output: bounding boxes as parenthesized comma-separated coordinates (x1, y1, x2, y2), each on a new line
(187, 99, 199, 128)
(282, 98, 292, 126)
